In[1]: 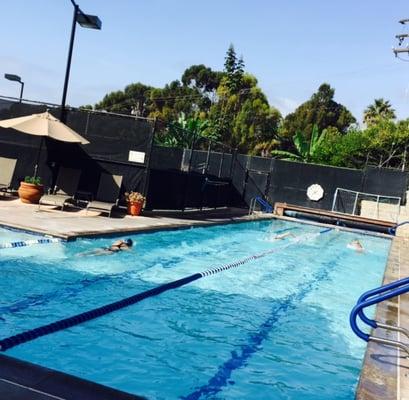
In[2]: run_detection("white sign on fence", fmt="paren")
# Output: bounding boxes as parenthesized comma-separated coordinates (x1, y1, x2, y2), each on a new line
(128, 150, 145, 164)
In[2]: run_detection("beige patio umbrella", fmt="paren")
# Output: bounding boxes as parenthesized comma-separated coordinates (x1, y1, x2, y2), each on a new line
(0, 111, 89, 177)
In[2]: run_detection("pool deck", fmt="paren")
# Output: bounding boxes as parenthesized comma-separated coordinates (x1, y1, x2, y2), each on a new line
(0, 198, 264, 240)
(356, 236, 409, 400)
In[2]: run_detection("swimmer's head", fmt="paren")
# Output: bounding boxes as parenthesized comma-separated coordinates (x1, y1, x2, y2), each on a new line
(125, 238, 133, 247)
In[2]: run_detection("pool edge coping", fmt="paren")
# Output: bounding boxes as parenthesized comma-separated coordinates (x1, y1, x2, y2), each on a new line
(0, 212, 275, 241)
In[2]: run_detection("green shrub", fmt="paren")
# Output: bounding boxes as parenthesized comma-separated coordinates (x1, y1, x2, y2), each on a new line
(24, 176, 42, 185)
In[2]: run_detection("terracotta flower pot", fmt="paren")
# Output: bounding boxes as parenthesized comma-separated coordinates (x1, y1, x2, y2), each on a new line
(127, 201, 143, 216)
(18, 181, 44, 204)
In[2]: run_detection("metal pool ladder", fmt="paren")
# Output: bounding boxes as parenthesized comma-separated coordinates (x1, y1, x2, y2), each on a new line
(249, 196, 273, 215)
(350, 277, 409, 355)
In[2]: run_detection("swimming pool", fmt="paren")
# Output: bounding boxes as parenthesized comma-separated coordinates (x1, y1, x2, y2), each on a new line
(0, 220, 391, 399)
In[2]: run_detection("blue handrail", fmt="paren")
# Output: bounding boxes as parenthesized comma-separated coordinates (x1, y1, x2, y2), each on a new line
(254, 196, 273, 213)
(388, 220, 409, 235)
(356, 277, 409, 328)
(350, 280, 409, 341)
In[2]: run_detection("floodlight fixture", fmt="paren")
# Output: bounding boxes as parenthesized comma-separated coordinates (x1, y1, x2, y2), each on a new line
(4, 73, 24, 102)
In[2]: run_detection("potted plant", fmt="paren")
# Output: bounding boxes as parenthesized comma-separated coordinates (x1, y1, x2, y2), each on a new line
(18, 176, 44, 204)
(125, 191, 145, 216)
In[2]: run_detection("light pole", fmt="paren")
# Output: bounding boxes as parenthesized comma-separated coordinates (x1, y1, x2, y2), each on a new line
(4, 73, 24, 103)
(60, 0, 101, 123)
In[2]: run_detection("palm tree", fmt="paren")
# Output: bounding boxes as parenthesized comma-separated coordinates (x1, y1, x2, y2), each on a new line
(271, 125, 324, 162)
(363, 98, 396, 126)
(155, 113, 209, 148)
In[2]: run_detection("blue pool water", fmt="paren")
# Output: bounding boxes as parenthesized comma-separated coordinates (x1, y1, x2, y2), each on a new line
(0, 220, 391, 399)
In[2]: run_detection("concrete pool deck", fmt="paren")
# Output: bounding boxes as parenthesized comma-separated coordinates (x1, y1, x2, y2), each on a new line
(0, 198, 264, 240)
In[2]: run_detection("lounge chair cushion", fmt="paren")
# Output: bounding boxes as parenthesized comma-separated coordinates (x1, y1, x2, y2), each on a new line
(86, 200, 116, 212)
(38, 193, 75, 208)
(86, 173, 123, 217)
(0, 157, 17, 191)
(38, 167, 81, 210)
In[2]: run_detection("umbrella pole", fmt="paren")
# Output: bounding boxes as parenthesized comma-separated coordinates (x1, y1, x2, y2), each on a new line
(33, 137, 44, 179)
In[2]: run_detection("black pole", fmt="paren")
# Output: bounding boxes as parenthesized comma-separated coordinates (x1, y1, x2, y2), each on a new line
(203, 142, 211, 175)
(60, 3, 79, 123)
(181, 131, 196, 211)
(199, 141, 212, 210)
(218, 150, 225, 178)
(142, 118, 157, 208)
(229, 148, 238, 180)
(33, 137, 44, 179)
(19, 82, 24, 103)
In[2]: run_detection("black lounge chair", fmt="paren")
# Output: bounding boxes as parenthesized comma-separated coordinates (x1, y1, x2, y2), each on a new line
(86, 173, 123, 217)
(39, 167, 81, 210)
(0, 157, 17, 194)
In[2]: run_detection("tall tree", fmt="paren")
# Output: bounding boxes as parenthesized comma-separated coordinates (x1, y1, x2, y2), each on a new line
(181, 64, 223, 94)
(363, 98, 396, 126)
(207, 73, 281, 152)
(95, 90, 129, 113)
(224, 44, 244, 93)
(280, 83, 356, 140)
(94, 83, 154, 116)
(146, 80, 212, 134)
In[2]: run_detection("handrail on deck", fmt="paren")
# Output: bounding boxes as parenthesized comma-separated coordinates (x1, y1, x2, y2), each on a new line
(249, 196, 273, 214)
(350, 278, 409, 354)
(356, 276, 409, 328)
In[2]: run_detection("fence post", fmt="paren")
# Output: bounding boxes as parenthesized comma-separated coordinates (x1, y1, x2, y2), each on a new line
(218, 150, 225, 178)
(352, 192, 359, 215)
(228, 148, 239, 207)
(242, 156, 251, 203)
(142, 118, 156, 208)
(229, 148, 238, 181)
(181, 132, 197, 211)
(203, 142, 211, 175)
(331, 188, 339, 212)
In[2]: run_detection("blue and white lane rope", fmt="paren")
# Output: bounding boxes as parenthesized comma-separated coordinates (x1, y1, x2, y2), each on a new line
(0, 228, 332, 352)
(0, 227, 301, 316)
(0, 238, 60, 249)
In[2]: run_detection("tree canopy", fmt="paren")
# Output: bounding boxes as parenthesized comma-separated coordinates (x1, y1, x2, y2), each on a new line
(88, 46, 408, 171)
(280, 83, 356, 140)
(363, 98, 396, 126)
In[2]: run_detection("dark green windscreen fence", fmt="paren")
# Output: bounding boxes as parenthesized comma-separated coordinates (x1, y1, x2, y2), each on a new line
(0, 96, 407, 212)
(0, 98, 154, 200)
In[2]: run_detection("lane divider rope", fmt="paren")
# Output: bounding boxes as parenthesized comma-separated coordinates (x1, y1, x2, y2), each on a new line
(0, 238, 61, 249)
(0, 228, 332, 352)
(0, 227, 300, 316)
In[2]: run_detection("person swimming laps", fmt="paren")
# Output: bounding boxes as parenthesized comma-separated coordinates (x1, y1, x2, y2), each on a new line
(347, 239, 364, 253)
(77, 238, 133, 256)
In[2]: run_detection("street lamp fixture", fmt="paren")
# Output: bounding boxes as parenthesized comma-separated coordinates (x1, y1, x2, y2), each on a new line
(4, 73, 24, 103)
(60, 0, 101, 122)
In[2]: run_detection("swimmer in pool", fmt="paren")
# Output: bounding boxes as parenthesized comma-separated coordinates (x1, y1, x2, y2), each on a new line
(347, 239, 364, 253)
(273, 232, 295, 240)
(77, 238, 133, 256)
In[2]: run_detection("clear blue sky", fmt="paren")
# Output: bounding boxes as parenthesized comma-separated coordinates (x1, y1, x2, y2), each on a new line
(1, 0, 409, 122)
